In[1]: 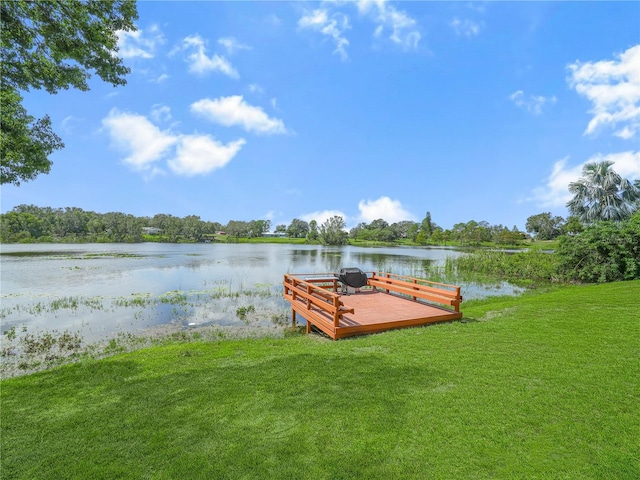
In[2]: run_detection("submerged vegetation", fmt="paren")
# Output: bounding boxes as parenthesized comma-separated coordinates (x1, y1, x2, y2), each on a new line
(1, 282, 290, 378)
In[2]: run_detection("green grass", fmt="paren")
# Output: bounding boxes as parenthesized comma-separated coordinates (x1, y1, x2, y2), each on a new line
(2, 282, 638, 479)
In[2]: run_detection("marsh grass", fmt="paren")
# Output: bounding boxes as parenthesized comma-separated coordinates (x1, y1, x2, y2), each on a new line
(446, 249, 561, 284)
(0, 282, 291, 377)
(1, 281, 638, 479)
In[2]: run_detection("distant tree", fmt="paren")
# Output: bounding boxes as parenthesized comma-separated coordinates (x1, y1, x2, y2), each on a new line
(152, 214, 182, 242)
(307, 220, 319, 241)
(286, 218, 309, 238)
(369, 219, 389, 230)
(377, 227, 398, 242)
(492, 225, 525, 245)
(319, 216, 348, 245)
(407, 223, 419, 242)
(420, 212, 434, 238)
(525, 212, 565, 240)
(226, 220, 249, 240)
(0, 210, 44, 242)
(247, 219, 270, 238)
(183, 215, 204, 242)
(567, 161, 640, 222)
(390, 220, 416, 239)
(349, 222, 368, 239)
(274, 224, 287, 235)
(430, 229, 444, 245)
(562, 216, 584, 236)
(1, 0, 138, 185)
(103, 212, 128, 242)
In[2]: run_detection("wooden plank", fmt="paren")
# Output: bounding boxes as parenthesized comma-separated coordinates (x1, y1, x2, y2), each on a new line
(369, 275, 460, 300)
(367, 279, 460, 308)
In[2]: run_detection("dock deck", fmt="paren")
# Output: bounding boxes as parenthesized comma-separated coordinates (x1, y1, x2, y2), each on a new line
(283, 272, 463, 339)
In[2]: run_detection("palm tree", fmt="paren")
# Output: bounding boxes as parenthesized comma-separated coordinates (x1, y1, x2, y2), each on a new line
(567, 160, 640, 222)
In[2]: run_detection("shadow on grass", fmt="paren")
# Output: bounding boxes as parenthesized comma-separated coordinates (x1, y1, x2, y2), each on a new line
(2, 350, 445, 479)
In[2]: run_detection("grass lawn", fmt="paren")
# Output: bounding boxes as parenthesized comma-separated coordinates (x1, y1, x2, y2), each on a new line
(1, 281, 638, 479)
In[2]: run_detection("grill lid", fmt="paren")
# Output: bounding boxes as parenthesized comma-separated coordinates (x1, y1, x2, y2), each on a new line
(337, 268, 368, 288)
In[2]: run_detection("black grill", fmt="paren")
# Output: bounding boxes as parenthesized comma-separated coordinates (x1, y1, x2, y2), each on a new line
(337, 268, 368, 288)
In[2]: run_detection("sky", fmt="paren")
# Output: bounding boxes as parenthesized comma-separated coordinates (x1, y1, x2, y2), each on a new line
(3, 1, 640, 230)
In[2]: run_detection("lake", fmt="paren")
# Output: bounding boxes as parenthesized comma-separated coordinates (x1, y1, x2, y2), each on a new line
(1, 243, 523, 342)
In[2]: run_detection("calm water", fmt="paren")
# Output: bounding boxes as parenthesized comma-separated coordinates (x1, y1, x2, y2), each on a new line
(1, 243, 522, 341)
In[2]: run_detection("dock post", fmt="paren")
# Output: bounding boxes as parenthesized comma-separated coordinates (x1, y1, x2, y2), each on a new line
(291, 309, 296, 328)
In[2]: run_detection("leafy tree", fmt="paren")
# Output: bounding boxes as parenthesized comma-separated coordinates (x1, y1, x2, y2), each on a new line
(307, 220, 319, 241)
(152, 214, 182, 242)
(247, 220, 270, 238)
(369, 219, 389, 230)
(0, 211, 44, 242)
(420, 212, 434, 238)
(274, 224, 287, 235)
(525, 212, 565, 240)
(407, 223, 419, 242)
(556, 212, 640, 283)
(349, 222, 368, 240)
(376, 227, 398, 242)
(319, 216, 348, 245)
(286, 218, 309, 238)
(225, 220, 249, 240)
(1, 88, 64, 185)
(1, 0, 138, 185)
(562, 216, 584, 236)
(390, 220, 416, 239)
(183, 215, 204, 242)
(567, 161, 640, 223)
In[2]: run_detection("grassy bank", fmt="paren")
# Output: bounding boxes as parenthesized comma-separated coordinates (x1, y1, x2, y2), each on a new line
(2, 281, 638, 479)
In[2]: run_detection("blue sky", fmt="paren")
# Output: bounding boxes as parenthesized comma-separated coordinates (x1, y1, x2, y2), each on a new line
(3, 1, 639, 230)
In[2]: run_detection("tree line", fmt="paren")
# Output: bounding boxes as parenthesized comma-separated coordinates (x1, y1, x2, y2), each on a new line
(2, 160, 640, 247)
(0, 205, 523, 246)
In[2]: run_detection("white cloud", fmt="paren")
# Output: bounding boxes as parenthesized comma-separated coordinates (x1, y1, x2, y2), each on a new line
(248, 83, 264, 94)
(597, 151, 640, 179)
(266, 14, 283, 28)
(567, 44, 640, 138)
(615, 126, 635, 140)
(117, 25, 165, 59)
(298, 9, 350, 60)
(60, 115, 79, 134)
(103, 109, 245, 177)
(357, 0, 421, 50)
(218, 37, 251, 55)
(102, 109, 177, 170)
(264, 210, 281, 222)
(297, 1, 421, 58)
(168, 135, 246, 176)
(357, 196, 415, 223)
(300, 210, 347, 226)
(179, 35, 239, 78)
(150, 105, 172, 123)
(191, 96, 287, 135)
(510, 90, 557, 115)
(150, 73, 170, 84)
(529, 151, 640, 208)
(450, 17, 481, 37)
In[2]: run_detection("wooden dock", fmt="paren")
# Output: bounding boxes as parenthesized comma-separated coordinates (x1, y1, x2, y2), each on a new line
(283, 272, 463, 340)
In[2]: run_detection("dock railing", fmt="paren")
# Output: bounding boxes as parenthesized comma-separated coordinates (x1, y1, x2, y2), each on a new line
(367, 272, 462, 312)
(283, 274, 354, 335)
